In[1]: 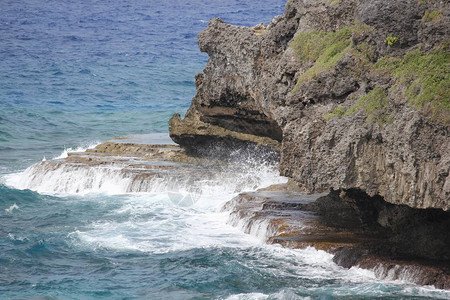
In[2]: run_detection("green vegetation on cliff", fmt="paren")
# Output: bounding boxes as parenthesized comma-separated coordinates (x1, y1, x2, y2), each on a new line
(324, 105, 347, 121)
(325, 48, 449, 125)
(376, 48, 450, 124)
(325, 88, 393, 125)
(348, 88, 393, 124)
(290, 24, 373, 92)
(422, 10, 443, 23)
(384, 36, 399, 46)
(290, 28, 351, 92)
(290, 28, 351, 63)
(292, 22, 449, 125)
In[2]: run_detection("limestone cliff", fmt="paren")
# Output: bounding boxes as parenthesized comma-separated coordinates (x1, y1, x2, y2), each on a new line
(169, 0, 449, 210)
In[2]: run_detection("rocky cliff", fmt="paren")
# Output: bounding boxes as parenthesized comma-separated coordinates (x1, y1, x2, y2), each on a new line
(169, 0, 449, 210)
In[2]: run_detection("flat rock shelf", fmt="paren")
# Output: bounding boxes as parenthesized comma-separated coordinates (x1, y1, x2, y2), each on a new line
(223, 183, 450, 289)
(9, 135, 449, 289)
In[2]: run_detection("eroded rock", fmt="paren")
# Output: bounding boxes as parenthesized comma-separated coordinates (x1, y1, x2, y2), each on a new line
(169, 0, 450, 210)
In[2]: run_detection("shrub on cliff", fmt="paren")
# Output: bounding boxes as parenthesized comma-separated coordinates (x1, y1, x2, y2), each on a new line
(325, 88, 393, 125)
(290, 23, 374, 93)
(376, 47, 450, 124)
(290, 20, 449, 125)
(290, 28, 352, 92)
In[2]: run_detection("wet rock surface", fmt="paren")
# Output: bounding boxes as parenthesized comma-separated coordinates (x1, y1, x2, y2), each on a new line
(15, 140, 208, 196)
(12, 135, 280, 197)
(223, 183, 450, 289)
(12, 133, 449, 288)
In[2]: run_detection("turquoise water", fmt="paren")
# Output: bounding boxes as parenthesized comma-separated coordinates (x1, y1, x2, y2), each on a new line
(1, 0, 450, 299)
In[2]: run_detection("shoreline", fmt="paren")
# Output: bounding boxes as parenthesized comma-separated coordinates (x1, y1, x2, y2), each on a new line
(222, 182, 450, 289)
(7, 135, 448, 290)
(166, 0, 450, 291)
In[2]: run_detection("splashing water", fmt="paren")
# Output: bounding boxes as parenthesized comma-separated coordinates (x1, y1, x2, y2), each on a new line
(1, 0, 449, 297)
(52, 143, 101, 160)
(5, 144, 286, 198)
(4, 203, 20, 213)
(2, 142, 450, 299)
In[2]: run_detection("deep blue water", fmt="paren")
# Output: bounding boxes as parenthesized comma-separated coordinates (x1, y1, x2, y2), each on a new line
(1, 1, 450, 299)
(0, 0, 285, 172)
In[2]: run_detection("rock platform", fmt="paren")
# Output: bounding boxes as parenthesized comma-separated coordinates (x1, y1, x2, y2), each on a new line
(223, 182, 450, 289)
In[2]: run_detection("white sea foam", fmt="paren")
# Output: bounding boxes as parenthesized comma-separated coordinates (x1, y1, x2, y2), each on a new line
(7, 233, 28, 242)
(5, 149, 286, 198)
(5, 164, 133, 195)
(71, 192, 265, 254)
(58, 186, 450, 298)
(403, 286, 450, 299)
(5, 203, 19, 213)
(4, 144, 448, 297)
(53, 143, 100, 159)
(73, 194, 394, 295)
(48, 146, 287, 254)
(225, 291, 310, 300)
(225, 293, 269, 300)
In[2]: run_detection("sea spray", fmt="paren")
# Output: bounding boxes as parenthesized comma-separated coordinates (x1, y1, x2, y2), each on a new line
(5, 144, 287, 198)
(4, 203, 19, 213)
(2, 151, 450, 298)
(53, 143, 101, 160)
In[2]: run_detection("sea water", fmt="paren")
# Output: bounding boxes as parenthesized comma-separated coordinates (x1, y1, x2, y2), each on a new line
(1, 0, 449, 299)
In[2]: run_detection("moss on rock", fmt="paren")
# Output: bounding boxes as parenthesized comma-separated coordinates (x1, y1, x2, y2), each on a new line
(290, 27, 352, 92)
(376, 48, 450, 124)
(295, 22, 449, 125)
(347, 87, 393, 124)
(325, 88, 393, 125)
(290, 23, 374, 93)
(325, 105, 347, 121)
(329, 0, 340, 6)
(422, 10, 443, 23)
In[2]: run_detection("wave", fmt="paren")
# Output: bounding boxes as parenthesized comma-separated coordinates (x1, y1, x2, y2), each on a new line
(5, 161, 285, 198)
(4, 143, 449, 297)
(3, 144, 288, 256)
(5, 203, 20, 213)
(225, 291, 310, 300)
(4, 145, 287, 200)
(53, 143, 100, 159)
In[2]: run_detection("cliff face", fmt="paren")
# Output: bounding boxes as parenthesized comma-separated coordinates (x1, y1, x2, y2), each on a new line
(169, 0, 449, 210)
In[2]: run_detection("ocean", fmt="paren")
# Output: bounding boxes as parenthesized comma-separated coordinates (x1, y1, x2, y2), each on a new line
(1, 0, 449, 299)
